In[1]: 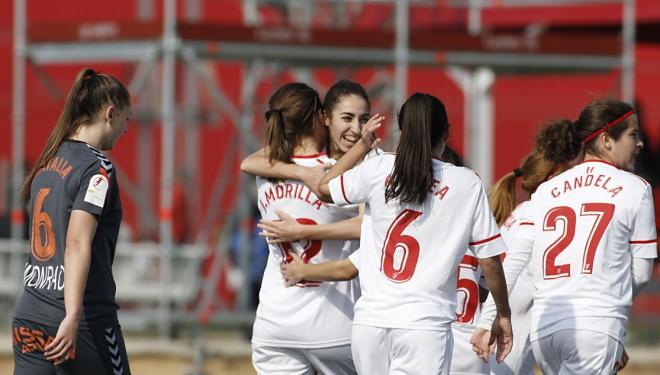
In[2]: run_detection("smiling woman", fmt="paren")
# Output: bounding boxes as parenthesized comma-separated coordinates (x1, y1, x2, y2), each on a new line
(239, 80, 374, 195)
(322, 80, 371, 159)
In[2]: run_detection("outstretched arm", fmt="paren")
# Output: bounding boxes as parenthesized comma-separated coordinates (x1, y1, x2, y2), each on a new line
(281, 252, 359, 286)
(259, 210, 363, 242)
(240, 147, 330, 195)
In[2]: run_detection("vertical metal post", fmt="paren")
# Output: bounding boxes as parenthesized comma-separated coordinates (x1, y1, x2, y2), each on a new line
(468, 0, 483, 35)
(621, 0, 636, 103)
(10, 0, 27, 297)
(391, 0, 409, 146)
(184, 3, 203, 365)
(472, 67, 495, 187)
(159, 0, 177, 339)
(243, 0, 260, 26)
(236, 61, 261, 312)
(184, 0, 202, 242)
(446, 66, 494, 185)
(446, 67, 472, 168)
(137, 0, 156, 240)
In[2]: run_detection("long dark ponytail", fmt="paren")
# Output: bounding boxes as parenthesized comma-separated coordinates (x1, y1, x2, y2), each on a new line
(385, 93, 449, 205)
(21, 68, 130, 200)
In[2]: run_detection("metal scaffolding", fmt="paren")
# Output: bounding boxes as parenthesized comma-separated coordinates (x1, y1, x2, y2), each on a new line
(9, 0, 635, 339)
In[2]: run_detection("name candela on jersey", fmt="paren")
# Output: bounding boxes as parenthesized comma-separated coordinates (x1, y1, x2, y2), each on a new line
(259, 182, 327, 211)
(550, 166, 623, 198)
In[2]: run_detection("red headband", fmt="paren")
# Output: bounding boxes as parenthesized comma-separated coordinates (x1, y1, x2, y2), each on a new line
(582, 110, 635, 144)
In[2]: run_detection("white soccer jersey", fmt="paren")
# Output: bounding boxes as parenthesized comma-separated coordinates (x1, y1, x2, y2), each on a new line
(349, 247, 484, 327)
(451, 250, 490, 375)
(351, 247, 489, 374)
(520, 160, 657, 343)
(252, 153, 360, 348)
(490, 201, 536, 375)
(328, 154, 505, 330)
(455, 251, 483, 327)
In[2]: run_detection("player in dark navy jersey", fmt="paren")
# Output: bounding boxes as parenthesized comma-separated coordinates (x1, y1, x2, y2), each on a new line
(12, 68, 132, 375)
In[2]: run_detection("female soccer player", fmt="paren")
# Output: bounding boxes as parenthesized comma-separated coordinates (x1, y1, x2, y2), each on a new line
(316, 93, 512, 374)
(486, 150, 565, 375)
(273, 145, 492, 375)
(241, 79, 375, 197)
(249, 82, 382, 375)
(12, 68, 132, 375)
(474, 98, 656, 374)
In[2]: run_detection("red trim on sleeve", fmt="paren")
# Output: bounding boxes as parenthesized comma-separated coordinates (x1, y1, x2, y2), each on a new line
(460, 254, 479, 268)
(469, 233, 501, 246)
(340, 175, 352, 204)
(629, 239, 657, 245)
(520, 221, 534, 226)
(633, 174, 650, 186)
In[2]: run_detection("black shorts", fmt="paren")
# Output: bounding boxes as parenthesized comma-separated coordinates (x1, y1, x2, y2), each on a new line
(12, 318, 131, 375)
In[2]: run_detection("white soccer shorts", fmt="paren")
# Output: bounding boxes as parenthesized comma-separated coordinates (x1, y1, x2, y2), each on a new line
(450, 323, 489, 374)
(252, 342, 356, 375)
(531, 329, 623, 375)
(351, 324, 453, 375)
(489, 275, 535, 375)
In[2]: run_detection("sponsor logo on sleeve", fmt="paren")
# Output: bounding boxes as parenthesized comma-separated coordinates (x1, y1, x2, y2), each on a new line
(84, 174, 109, 208)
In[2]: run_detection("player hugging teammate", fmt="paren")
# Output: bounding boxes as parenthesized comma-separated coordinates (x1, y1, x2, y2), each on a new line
(245, 88, 514, 374)
(244, 82, 655, 374)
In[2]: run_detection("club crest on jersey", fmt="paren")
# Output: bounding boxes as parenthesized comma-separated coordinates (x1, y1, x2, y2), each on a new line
(84, 174, 109, 207)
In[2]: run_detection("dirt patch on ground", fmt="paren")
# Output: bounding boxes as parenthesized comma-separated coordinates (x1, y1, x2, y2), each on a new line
(2, 355, 658, 374)
(1, 355, 255, 375)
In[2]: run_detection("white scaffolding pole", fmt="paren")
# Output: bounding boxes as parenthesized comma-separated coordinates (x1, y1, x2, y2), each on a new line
(621, 0, 636, 103)
(447, 67, 473, 166)
(236, 60, 262, 312)
(468, 0, 483, 35)
(159, 0, 177, 339)
(447, 67, 495, 186)
(10, 0, 27, 295)
(471, 67, 495, 186)
(391, 0, 409, 146)
(183, 0, 202, 243)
